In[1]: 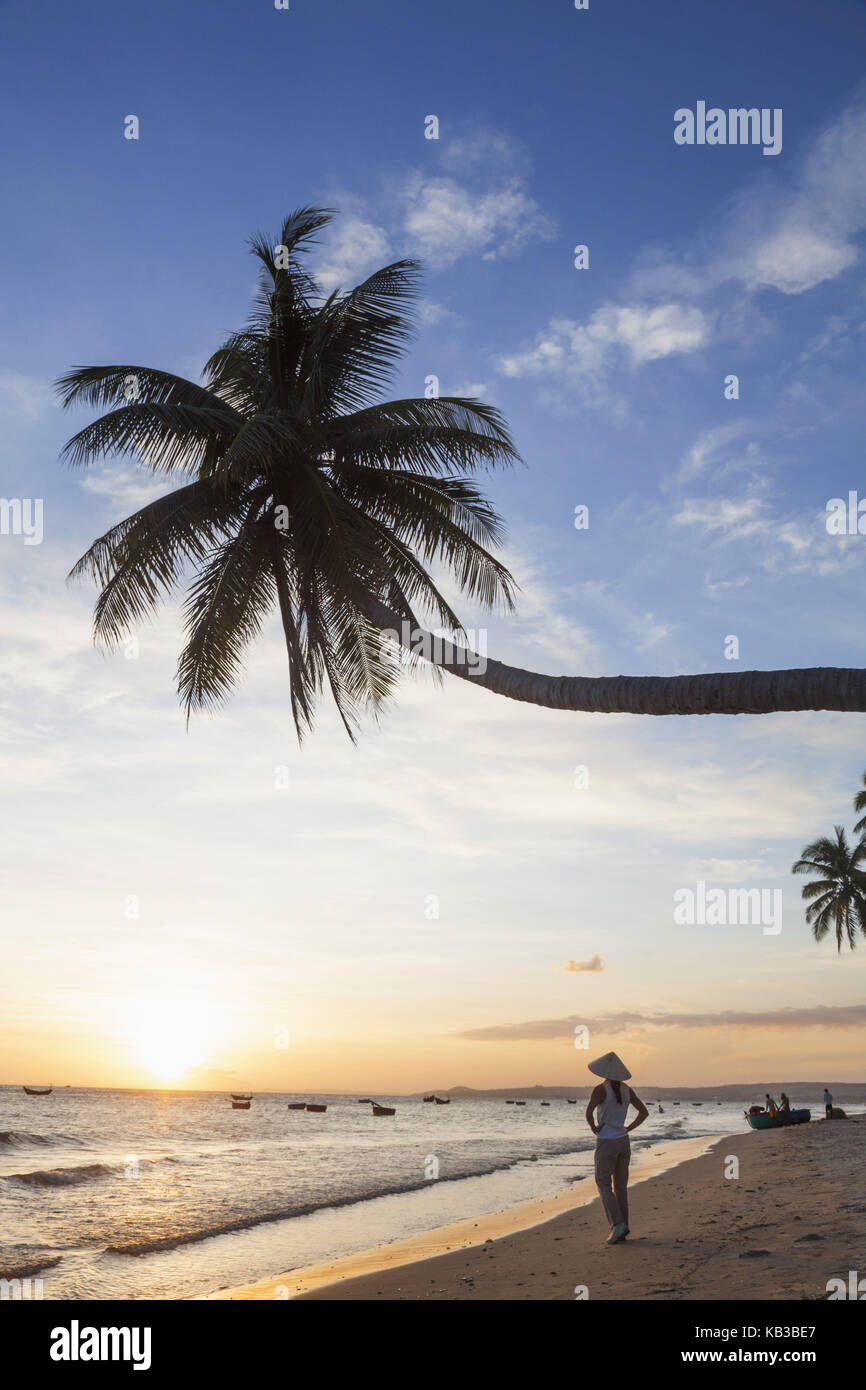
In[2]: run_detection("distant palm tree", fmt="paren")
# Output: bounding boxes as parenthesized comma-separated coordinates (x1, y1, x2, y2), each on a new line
(791, 826, 866, 952)
(57, 207, 866, 736)
(853, 771, 866, 835)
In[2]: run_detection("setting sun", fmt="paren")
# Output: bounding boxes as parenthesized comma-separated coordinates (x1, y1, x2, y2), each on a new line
(124, 1000, 212, 1081)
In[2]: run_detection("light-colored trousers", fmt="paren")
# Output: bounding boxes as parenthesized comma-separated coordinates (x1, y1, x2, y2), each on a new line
(594, 1135, 630, 1229)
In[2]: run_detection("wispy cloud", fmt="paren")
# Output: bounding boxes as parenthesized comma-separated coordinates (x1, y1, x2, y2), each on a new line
(671, 421, 752, 486)
(459, 1004, 866, 1042)
(563, 954, 604, 974)
(498, 98, 866, 408)
(314, 215, 391, 293)
(312, 128, 555, 292)
(671, 494, 865, 578)
(78, 464, 175, 511)
(498, 303, 710, 392)
(0, 370, 54, 421)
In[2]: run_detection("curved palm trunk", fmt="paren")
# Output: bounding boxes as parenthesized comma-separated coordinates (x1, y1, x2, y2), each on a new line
(366, 600, 866, 715)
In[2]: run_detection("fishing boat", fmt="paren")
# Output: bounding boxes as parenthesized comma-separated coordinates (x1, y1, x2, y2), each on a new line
(287, 1102, 306, 1110)
(434, 1097, 450, 1105)
(23, 1086, 52, 1096)
(305, 1103, 327, 1113)
(515, 1101, 526, 1106)
(231, 1100, 251, 1110)
(745, 1108, 810, 1130)
(506, 1099, 515, 1104)
(567, 1099, 577, 1104)
(371, 1102, 396, 1116)
(231, 1093, 252, 1101)
(423, 1094, 436, 1102)
(540, 1101, 550, 1106)
(358, 1098, 372, 1103)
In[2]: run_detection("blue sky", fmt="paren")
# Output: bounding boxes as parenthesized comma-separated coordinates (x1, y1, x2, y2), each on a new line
(2, 0, 866, 1090)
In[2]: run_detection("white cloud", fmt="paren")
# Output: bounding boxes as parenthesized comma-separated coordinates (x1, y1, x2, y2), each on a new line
(447, 381, 487, 398)
(681, 101, 866, 302)
(602, 303, 709, 362)
(740, 102, 866, 295)
(79, 464, 174, 511)
(402, 173, 554, 268)
(747, 226, 857, 295)
(314, 216, 391, 293)
(416, 298, 458, 326)
(499, 302, 709, 393)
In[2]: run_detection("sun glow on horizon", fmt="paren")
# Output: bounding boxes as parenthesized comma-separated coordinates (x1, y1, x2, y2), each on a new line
(123, 999, 214, 1081)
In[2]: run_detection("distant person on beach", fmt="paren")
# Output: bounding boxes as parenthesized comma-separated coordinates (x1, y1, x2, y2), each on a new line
(824, 1087, 833, 1119)
(585, 1051, 648, 1246)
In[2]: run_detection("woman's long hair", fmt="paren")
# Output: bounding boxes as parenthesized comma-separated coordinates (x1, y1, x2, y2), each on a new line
(609, 1079, 623, 1103)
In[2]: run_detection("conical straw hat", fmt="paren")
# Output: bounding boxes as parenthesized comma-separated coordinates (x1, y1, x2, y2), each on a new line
(587, 1050, 631, 1081)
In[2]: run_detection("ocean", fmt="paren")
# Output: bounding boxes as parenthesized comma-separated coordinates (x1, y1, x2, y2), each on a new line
(0, 1085, 835, 1300)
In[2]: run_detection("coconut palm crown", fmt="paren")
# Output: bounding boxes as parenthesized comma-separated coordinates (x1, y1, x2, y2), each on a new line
(57, 208, 519, 738)
(791, 825, 866, 952)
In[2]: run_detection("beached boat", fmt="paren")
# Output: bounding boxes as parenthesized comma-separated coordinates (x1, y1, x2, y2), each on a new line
(745, 1108, 810, 1130)
(23, 1086, 52, 1096)
(567, 1098, 577, 1104)
(423, 1094, 436, 1102)
(371, 1102, 395, 1116)
(287, 1102, 306, 1109)
(540, 1101, 550, 1106)
(305, 1103, 327, 1113)
(515, 1101, 526, 1106)
(434, 1097, 450, 1105)
(231, 1100, 251, 1110)
(506, 1099, 515, 1104)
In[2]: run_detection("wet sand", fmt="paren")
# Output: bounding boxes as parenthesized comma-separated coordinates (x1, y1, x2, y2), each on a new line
(204, 1118, 865, 1300)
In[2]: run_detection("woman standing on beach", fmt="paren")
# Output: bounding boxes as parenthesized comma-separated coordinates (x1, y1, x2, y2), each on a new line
(585, 1051, 648, 1246)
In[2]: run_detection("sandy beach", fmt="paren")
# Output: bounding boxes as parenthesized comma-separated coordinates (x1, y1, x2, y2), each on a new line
(208, 1118, 865, 1302)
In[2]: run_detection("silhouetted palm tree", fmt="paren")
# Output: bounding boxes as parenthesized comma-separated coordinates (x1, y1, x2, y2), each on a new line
(58, 207, 866, 736)
(853, 771, 866, 835)
(58, 209, 517, 739)
(791, 826, 866, 952)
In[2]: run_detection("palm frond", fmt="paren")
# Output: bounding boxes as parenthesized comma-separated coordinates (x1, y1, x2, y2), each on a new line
(70, 480, 252, 645)
(177, 511, 275, 715)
